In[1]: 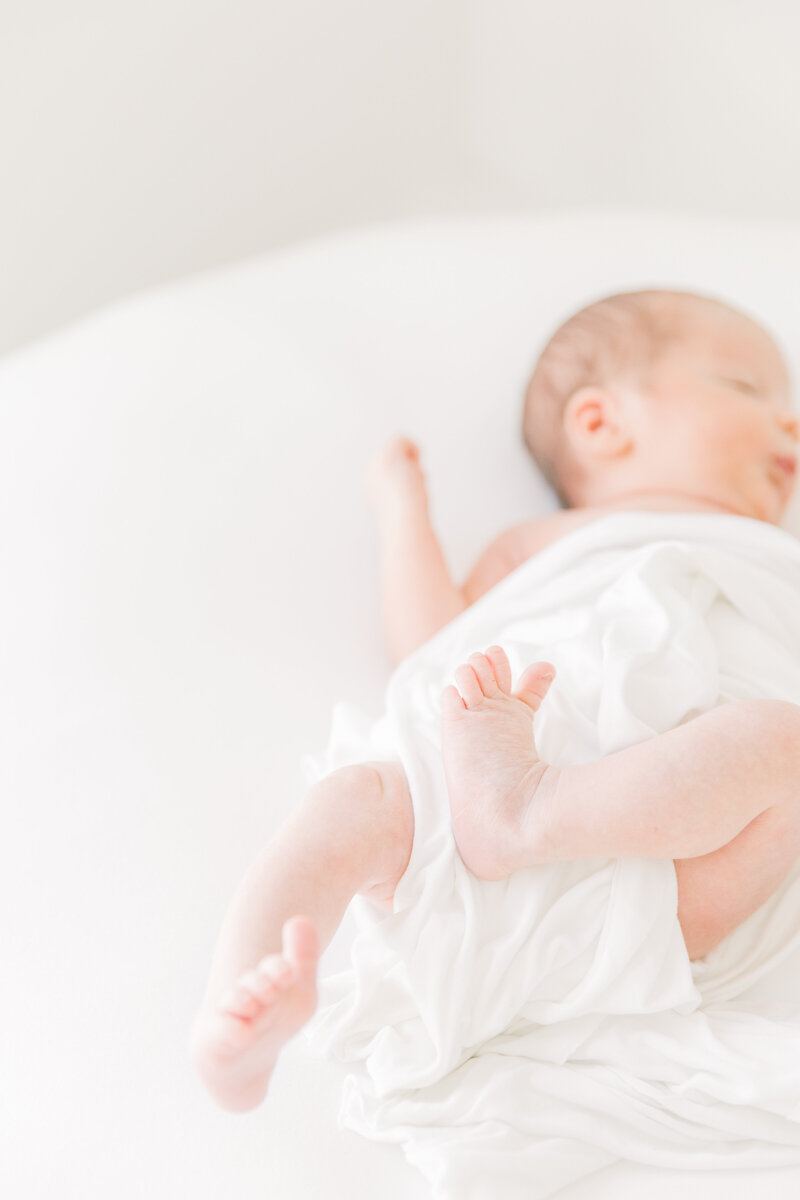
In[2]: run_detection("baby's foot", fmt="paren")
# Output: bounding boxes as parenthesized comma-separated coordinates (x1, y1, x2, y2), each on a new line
(190, 915, 319, 1112)
(441, 646, 558, 880)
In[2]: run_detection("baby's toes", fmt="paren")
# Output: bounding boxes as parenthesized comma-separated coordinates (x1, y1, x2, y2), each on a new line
(467, 651, 501, 697)
(256, 953, 294, 989)
(485, 645, 513, 693)
(515, 662, 556, 713)
(220, 977, 266, 1020)
(441, 684, 467, 721)
(282, 915, 319, 969)
(453, 663, 485, 708)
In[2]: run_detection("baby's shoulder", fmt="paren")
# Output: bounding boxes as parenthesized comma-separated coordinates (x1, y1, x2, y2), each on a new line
(504, 508, 601, 566)
(464, 508, 603, 604)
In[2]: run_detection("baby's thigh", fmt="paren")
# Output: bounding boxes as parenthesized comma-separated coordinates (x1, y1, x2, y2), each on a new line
(674, 796, 800, 961)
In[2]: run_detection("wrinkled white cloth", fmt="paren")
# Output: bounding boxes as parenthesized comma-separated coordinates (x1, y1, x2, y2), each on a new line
(302, 511, 800, 1199)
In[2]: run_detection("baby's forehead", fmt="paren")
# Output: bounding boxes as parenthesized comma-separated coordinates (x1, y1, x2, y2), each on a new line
(668, 301, 790, 388)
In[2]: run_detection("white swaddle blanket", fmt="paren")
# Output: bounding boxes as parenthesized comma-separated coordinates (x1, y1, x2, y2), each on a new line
(302, 511, 800, 1198)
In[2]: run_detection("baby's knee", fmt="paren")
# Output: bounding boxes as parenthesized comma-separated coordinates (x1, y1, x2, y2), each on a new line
(310, 761, 409, 817)
(354, 761, 415, 859)
(307, 761, 414, 896)
(311, 762, 384, 804)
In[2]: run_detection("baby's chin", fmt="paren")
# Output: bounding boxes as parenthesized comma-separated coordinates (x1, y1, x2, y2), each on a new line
(678, 472, 789, 524)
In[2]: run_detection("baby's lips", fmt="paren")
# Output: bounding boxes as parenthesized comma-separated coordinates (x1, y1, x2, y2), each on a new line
(771, 455, 797, 493)
(773, 454, 797, 477)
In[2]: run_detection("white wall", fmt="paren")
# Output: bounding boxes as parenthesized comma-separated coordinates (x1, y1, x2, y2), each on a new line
(0, 0, 476, 356)
(464, 0, 800, 219)
(3, 0, 800, 357)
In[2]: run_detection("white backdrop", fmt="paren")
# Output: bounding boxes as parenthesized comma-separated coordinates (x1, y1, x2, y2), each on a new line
(3, 0, 800, 356)
(5, 210, 800, 1199)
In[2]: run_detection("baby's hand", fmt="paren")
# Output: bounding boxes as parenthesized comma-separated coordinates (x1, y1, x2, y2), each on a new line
(365, 435, 429, 516)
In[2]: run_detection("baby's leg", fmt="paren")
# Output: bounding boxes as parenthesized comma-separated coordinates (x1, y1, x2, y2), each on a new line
(190, 761, 414, 1112)
(443, 646, 800, 960)
(674, 793, 800, 960)
(442, 646, 800, 870)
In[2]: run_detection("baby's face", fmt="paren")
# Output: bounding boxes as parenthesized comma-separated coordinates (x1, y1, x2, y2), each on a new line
(631, 306, 799, 522)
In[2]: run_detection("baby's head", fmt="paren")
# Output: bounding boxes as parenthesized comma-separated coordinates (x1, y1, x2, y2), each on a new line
(522, 289, 799, 523)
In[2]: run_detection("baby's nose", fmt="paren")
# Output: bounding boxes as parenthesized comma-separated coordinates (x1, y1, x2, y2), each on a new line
(777, 409, 800, 441)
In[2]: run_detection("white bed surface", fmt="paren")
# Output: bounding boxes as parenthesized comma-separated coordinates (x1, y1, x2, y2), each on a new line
(4, 209, 800, 1198)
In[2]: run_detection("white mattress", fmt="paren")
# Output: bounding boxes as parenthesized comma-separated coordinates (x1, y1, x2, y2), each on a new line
(4, 209, 800, 1198)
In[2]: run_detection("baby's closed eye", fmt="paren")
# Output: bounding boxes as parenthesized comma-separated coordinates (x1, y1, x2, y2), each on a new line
(723, 377, 760, 396)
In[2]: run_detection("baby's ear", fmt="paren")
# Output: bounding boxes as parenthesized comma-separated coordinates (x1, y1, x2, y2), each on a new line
(564, 386, 633, 458)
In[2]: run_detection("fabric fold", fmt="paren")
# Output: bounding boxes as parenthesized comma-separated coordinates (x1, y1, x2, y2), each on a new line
(302, 511, 800, 1197)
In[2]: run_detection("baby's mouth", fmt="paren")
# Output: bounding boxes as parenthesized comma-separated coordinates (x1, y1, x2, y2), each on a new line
(773, 455, 797, 478)
(769, 455, 797, 495)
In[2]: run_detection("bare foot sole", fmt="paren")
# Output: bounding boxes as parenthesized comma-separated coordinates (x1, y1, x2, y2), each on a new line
(190, 915, 319, 1112)
(441, 645, 558, 880)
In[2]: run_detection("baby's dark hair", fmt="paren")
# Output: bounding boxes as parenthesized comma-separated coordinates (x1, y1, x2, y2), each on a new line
(521, 288, 737, 508)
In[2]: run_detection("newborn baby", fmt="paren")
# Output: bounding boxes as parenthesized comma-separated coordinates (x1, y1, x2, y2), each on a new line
(189, 287, 800, 1114)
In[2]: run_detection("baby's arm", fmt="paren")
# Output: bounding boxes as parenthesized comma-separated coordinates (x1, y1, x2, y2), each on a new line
(366, 437, 521, 665)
